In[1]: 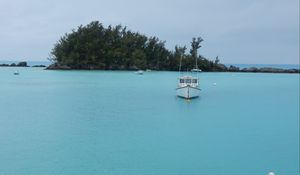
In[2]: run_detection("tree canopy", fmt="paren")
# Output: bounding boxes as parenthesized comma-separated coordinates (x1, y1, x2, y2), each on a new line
(50, 21, 225, 71)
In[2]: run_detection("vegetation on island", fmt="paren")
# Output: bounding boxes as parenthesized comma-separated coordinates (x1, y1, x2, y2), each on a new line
(2, 21, 295, 73)
(47, 21, 299, 73)
(0, 61, 28, 67)
(48, 21, 226, 71)
(0, 61, 46, 67)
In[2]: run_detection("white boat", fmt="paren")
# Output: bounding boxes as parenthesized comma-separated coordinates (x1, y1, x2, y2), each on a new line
(176, 76, 200, 99)
(135, 70, 144, 75)
(14, 71, 19, 75)
(191, 68, 202, 72)
(176, 46, 201, 99)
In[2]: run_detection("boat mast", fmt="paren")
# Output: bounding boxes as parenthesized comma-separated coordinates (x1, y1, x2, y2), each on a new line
(194, 45, 199, 79)
(179, 55, 182, 73)
(195, 55, 198, 69)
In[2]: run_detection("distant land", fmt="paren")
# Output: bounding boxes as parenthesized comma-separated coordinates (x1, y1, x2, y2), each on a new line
(0, 61, 46, 68)
(1, 21, 299, 73)
(1, 60, 299, 73)
(0, 61, 51, 67)
(1, 61, 299, 69)
(44, 21, 299, 73)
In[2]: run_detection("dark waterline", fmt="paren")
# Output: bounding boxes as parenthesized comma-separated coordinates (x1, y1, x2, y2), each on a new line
(0, 61, 52, 66)
(226, 63, 300, 69)
(1, 61, 299, 69)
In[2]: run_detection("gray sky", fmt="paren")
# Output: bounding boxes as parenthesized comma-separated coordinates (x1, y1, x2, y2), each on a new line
(0, 0, 299, 64)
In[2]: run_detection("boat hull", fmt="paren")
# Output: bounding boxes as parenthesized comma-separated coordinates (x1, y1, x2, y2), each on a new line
(191, 69, 202, 72)
(176, 86, 200, 99)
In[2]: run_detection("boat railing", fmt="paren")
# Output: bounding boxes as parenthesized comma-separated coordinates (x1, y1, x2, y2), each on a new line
(178, 81, 199, 87)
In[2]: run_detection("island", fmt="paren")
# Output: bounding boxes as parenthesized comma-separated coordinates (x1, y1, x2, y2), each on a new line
(46, 21, 299, 73)
(47, 21, 215, 71)
(1, 21, 298, 73)
(0, 61, 29, 67)
(0, 61, 46, 68)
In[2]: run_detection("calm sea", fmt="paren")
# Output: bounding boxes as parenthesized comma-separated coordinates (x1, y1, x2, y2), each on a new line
(0, 67, 299, 175)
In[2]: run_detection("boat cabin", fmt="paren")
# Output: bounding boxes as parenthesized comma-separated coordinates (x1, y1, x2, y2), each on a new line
(178, 76, 199, 87)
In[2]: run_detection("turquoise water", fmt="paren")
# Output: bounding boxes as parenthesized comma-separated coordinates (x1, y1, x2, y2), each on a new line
(0, 67, 299, 175)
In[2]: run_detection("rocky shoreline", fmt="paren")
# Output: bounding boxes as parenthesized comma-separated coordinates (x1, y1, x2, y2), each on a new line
(226, 65, 299, 73)
(46, 63, 300, 73)
(239, 67, 299, 73)
(1, 62, 299, 73)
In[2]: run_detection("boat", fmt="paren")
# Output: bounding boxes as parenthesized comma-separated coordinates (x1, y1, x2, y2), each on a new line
(191, 55, 202, 72)
(135, 70, 144, 75)
(176, 76, 200, 99)
(14, 71, 19, 75)
(191, 68, 202, 72)
(176, 51, 201, 99)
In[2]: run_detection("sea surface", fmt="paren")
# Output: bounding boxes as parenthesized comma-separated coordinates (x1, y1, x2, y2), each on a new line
(0, 67, 299, 175)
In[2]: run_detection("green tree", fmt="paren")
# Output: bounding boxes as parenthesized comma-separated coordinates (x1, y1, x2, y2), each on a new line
(50, 21, 225, 71)
(190, 37, 203, 59)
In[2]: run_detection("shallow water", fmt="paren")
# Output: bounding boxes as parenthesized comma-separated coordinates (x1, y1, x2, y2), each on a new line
(0, 67, 299, 175)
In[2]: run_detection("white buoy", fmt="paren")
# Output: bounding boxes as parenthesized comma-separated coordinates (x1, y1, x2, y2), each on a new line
(268, 172, 275, 175)
(213, 82, 217, 86)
